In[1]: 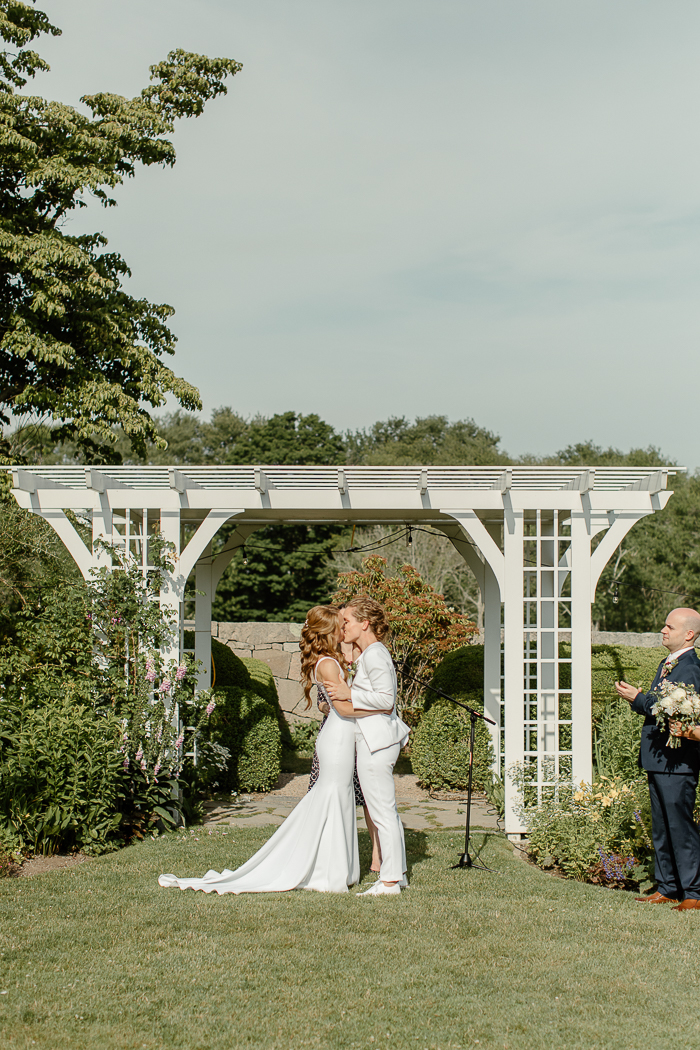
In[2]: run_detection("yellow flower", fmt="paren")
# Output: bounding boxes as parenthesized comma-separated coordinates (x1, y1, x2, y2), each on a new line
(601, 798, 612, 807)
(573, 792, 584, 802)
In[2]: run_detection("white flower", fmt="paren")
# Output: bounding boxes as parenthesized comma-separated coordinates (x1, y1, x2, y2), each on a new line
(680, 699, 694, 715)
(669, 687, 686, 702)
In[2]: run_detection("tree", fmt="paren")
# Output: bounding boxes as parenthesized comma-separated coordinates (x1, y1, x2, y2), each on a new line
(333, 524, 485, 626)
(345, 415, 508, 466)
(0, 2, 242, 462)
(592, 473, 700, 632)
(524, 440, 669, 468)
(175, 411, 349, 621)
(332, 555, 477, 716)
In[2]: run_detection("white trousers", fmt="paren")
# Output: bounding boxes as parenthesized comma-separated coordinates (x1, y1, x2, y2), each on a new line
(355, 733, 407, 883)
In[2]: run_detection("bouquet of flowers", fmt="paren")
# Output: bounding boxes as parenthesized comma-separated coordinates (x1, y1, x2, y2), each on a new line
(651, 680, 700, 748)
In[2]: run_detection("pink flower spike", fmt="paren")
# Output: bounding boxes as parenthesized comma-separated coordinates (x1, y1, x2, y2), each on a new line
(123, 757, 129, 770)
(159, 680, 171, 694)
(206, 700, 216, 717)
(176, 664, 187, 681)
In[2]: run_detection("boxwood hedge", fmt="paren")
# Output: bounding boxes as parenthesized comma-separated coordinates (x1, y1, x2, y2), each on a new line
(415, 643, 670, 791)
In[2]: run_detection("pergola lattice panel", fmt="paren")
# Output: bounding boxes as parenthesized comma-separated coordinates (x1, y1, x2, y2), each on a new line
(7, 463, 677, 835)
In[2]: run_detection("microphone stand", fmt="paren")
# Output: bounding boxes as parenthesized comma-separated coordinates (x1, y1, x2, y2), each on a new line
(395, 663, 499, 873)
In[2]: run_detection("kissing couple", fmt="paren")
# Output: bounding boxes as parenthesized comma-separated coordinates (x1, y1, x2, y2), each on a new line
(158, 596, 411, 896)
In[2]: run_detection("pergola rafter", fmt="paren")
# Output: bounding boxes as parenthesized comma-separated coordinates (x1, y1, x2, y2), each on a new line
(8, 463, 677, 835)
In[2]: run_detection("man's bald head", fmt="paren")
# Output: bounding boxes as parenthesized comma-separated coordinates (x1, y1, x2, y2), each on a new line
(662, 608, 700, 652)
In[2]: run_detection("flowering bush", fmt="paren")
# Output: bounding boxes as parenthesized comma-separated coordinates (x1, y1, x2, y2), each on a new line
(516, 770, 654, 886)
(332, 555, 477, 717)
(86, 540, 217, 835)
(0, 536, 217, 852)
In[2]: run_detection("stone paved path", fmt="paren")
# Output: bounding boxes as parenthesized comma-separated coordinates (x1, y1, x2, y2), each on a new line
(202, 773, 501, 832)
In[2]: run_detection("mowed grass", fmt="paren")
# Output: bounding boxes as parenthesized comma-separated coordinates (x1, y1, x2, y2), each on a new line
(1, 827, 700, 1050)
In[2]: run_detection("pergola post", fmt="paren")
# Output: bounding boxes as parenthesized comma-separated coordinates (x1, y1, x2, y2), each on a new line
(192, 523, 263, 693)
(194, 545, 214, 691)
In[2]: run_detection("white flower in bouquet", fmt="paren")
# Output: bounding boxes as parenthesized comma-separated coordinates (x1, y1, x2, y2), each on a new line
(651, 679, 700, 749)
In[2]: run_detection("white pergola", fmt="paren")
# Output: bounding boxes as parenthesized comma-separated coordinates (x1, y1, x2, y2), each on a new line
(8, 463, 676, 835)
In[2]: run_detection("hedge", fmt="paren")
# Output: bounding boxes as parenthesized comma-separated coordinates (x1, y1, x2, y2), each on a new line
(417, 642, 670, 791)
(241, 657, 293, 750)
(211, 637, 254, 690)
(184, 633, 293, 755)
(431, 643, 668, 708)
(414, 645, 493, 791)
(411, 699, 494, 792)
(208, 686, 282, 793)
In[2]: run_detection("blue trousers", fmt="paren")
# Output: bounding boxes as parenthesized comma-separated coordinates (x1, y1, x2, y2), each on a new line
(647, 772, 700, 899)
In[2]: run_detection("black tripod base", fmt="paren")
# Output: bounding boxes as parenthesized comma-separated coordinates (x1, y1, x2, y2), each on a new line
(451, 852, 499, 873)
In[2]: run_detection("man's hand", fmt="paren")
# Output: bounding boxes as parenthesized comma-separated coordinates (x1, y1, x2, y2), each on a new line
(324, 680, 351, 701)
(615, 680, 642, 703)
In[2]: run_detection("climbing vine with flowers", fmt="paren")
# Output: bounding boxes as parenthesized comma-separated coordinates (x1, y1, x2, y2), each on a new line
(86, 538, 216, 833)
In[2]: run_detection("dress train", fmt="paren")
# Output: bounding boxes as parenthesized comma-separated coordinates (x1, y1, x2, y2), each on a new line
(158, 697, 359, 895)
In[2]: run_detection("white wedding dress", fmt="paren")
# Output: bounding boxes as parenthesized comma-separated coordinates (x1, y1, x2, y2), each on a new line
(158, 660, 360, 894)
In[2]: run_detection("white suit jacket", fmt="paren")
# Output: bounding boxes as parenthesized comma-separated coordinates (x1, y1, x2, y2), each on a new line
(351, 642, 411, 753)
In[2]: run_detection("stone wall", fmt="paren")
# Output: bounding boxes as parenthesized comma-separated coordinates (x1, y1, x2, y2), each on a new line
(205, 623, 666, 726)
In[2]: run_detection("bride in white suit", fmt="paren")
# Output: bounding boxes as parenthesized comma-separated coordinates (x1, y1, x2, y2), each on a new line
(158, 605, 392, 895)
(325, 596, 411, 896)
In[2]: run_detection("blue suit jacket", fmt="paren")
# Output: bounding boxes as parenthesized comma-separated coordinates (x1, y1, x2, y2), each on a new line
(630, 648, 700, 777)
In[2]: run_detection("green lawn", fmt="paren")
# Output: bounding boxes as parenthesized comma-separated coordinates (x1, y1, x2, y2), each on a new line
(1, 827, 700, 1050)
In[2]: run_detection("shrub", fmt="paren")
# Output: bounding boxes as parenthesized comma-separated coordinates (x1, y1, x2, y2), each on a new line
(209, 687, 281, 792)
(0, 847, 18, 877)
(241, 656, 293, 750)
(290, 720, 320, 753)
(212, 638, 253, 689)
(594, 701, 643, 782)
(332, 555, 477, 715)
(423, 645, 484, 713)
(183, 632, 252, 690)
(184, 634, 293, 753)
(517, 771, 654, 884)
(0, 697, 125, 855)
(242, 657, 278, 705)
(411, 700, 494, 792)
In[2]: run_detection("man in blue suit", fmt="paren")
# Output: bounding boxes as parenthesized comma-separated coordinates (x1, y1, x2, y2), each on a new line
(615, 608, 700, 911)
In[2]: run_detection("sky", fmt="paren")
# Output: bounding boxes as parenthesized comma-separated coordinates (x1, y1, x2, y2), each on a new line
(30, 0, 700, 466)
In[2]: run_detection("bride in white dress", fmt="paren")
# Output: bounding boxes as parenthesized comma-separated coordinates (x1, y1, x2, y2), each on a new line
(158, 605, 390, 895)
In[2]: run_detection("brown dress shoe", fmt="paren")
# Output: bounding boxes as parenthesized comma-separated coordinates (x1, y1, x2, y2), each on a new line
(672, 898, 700, 911)
(635, 891, 678, 903)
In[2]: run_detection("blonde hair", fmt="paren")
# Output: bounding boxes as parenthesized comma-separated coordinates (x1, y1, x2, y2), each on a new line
(344, 595, 390, 642)
(299, 605, 348, 708)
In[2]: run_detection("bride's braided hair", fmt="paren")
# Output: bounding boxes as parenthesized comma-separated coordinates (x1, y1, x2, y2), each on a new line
(299, 605, 349, 709)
